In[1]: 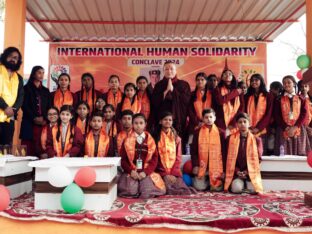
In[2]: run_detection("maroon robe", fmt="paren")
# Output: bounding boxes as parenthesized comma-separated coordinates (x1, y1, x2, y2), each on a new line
(45, 125, 84, 157)
(152, 77, 191, 137)
(212, 87, 244, 130)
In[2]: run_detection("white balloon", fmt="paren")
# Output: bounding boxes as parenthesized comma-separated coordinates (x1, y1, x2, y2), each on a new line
(48, 165, 73, 188)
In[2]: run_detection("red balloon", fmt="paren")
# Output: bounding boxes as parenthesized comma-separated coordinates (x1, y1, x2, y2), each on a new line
(183, 160, 193, 174)
(297, 70, 303, 80)
(74, 167, 96, 188)
(307, 151, 312, 168)
(0, 185, 10, 211)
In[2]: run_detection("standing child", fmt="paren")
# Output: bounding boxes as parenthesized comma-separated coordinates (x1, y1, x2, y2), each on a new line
(118, 113, 166, 198)
(136, 76, 154, 131)
(191, 108, 225, 191)
(103, 75, 123, 111)
(40, 106, 59, 159)
(75, 73, 102, 112)
(75, 101, 90, 137)
(117, 83, 141, 118)
(46, 105, 84, 157)
(84, 111, 113, 157)
(224, 113, 263, 194)
(51, 73, 74, 111)
(274, 75, 310, 155)
(116, 110, 133, 156)
(245, 74, 274, 155)
(155, 112, 193, 195)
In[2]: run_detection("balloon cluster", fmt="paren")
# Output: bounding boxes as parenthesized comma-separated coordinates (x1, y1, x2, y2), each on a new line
(296, 55, 311, 80)
(0, 185, 10, 211)
(48, 166, 96, 214)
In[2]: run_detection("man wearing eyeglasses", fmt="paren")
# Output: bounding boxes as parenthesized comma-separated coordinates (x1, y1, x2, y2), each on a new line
(0, 47, 24, 145)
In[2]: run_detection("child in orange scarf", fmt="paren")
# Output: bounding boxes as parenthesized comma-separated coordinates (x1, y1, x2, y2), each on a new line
(118, 113, 166, 199)
(155, 111, 193, 195)
(75, 101, 90, 137)
(116, 110, 133, 156)
(191, 108, 225, 191)
(224, 113, 263, 194)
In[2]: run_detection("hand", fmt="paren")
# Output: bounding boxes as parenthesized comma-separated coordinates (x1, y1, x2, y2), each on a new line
(130, 170, 140, 180)
(237, 171, 247, 179)
(4, 107, 14, 117)
(192, 166, 199, 175)
(237, 88, 243, 95)
(40, 153, 48, 159)
(288, 126, 297, 138)
(195, 122, 204, 130)
(138, 172, 146, 180)
(165, 175, 177, 184)
(167, 78, 174, 92)
(34, 117, 44, 125)
(64, 153, 70, 157)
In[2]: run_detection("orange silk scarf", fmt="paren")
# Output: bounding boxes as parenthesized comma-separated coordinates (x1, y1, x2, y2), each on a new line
(54, 89, 73, 111)
(84, 129, 110, 157)
(281, 95, 301, 138)
(198, 124, 223, 188)
(157, 129, 177, 174)
(224, 131, 263, 193)
(138, 91, 151, 119)
(194, 90, 212, 119)
(247, 94, 267, 136)
(103, 121, 118, 137)
(82, 88, 96, 112)
(221, 87, 240, 127)
(117, 130, 131, 155)
(107, 89, 123, 110)
(76, 118, 88, 135)
(122, 96, 141, 114)
(52, 125, 74, 157)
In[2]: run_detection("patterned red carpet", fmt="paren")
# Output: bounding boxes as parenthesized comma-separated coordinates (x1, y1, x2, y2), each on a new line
(1, 191, 312, 232)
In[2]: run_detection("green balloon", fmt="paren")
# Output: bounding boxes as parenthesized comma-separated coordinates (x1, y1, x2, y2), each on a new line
(297, 55, 311, 69)
(61, 183, 84, 214)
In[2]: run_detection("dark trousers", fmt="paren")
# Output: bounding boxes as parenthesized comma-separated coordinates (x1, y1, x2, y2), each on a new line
(0, 120, 15, 145)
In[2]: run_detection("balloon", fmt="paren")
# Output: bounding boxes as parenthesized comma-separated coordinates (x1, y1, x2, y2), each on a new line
(48, 165, 73, 188)
(183, 174, 192, 186)
(296, 70, 303, 80)
(183, 160, 193, 174)
(297, 55, 311, 69)
(0, 185, 10, 211)
(307, 151, 312, 168)
(74, 167, 96, 188)
(61, 183, 84, 214)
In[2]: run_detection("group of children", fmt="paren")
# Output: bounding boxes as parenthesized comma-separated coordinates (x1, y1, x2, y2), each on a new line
(20, 61, 312, 198)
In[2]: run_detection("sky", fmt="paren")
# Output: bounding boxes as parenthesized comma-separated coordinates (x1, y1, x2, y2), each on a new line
(0, 14, 307, 87)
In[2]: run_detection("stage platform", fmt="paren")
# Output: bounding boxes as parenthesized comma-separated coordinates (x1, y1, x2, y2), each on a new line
(1, 191, 312, 233)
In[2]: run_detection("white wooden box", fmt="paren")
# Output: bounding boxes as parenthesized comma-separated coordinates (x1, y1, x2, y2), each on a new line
(0, 155, 37, 198)
(28, 157, 120, 211)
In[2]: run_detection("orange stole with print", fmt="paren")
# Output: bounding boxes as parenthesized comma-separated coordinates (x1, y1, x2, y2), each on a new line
(281, 95, 301, 138)
(82, 88, 96, 112)
(224, 131, 263, 193)
(122, 96, 141, 114)
(103, 121, 118, 137)
(157, 129, 177, 174)
(305, 98, 312, 126)
(198, 124, 223, 188)
(138, 91, 151, 119)
(54, 89, 73, 110)
(194, 90, 212, 119)
(85, 129, 110, 157)
(117, 130, 131, 155)
(247, 94, 267, 136)
(76, 118, 88, 135)
(124, 131, 165, 190)
(221, 87, 240, 127)
(41, 126, 48, 151)
(52, 125, 74, 157)
(107, 89, 123, 110)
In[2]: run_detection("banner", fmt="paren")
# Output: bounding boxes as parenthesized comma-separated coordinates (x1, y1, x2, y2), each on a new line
(49, 42, 267, 92)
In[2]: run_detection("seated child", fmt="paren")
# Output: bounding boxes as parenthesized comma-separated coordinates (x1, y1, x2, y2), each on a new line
(224, 112, 263, 194)
(118, 113, 166, 199)
(46, 105, 84, 157)
(191, 108, 225, 191)
(116, 110, 133, 156)
(155, 111, 193, 195)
